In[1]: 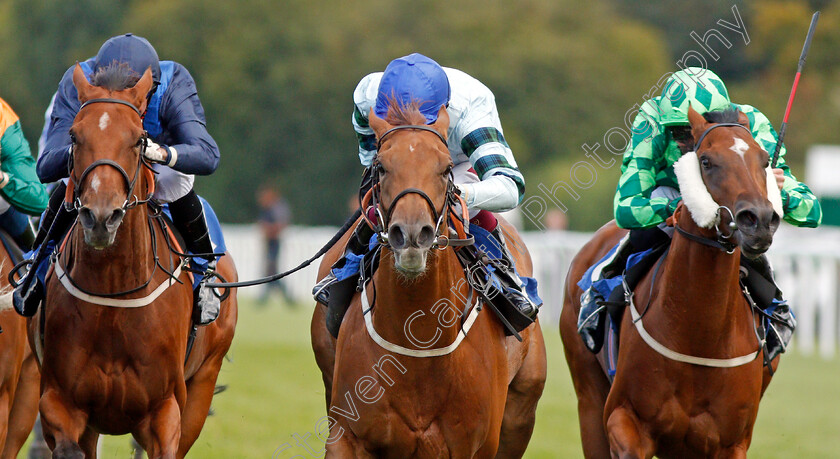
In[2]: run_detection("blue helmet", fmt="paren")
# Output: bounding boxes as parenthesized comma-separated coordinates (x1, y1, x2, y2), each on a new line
(94, 33, 160, 87)
(375, 53, 450, 124)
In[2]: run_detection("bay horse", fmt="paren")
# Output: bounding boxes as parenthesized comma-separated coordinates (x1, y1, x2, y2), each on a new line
(17, 64, 238, 458)
(560, 106, 783, 458)
(311, 102, 546, 457)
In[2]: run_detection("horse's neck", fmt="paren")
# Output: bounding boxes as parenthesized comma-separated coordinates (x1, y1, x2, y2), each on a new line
(69, 206, 155, 287)
(371, 248, 467, 347)
(656, 215, 746, 335)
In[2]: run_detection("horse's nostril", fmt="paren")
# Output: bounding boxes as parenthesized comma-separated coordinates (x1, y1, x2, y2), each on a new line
(388, 225, 406, 249)
(106, 208, 126, 230)
(78, 208, 96, 230)
(736, 209, 758, 229)
(417, 225, 436, 248)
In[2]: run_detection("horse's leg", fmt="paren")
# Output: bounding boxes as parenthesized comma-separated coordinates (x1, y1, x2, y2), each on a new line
(0, 388, 13, 453)
(311, 303, 336, 409)
(605, 406, 654, 459)
(177, 354, 226, 458)
(2, 350, 40, 458)
(39, 388, 87, 459)
(760, 356, 780, 397)
(135, 395, 182, 459)
(325, 423, 374, 458)
(78, 426, 99, 459)
(495, 322, 547, 458)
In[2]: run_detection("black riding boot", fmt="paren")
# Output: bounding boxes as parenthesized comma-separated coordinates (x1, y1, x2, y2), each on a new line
(13, 182, 75, 317)
(312, 221, 373, 306)
(168, 190, 219, 325)
(741, 255, 795, 363)
(488, 227, 539, 321)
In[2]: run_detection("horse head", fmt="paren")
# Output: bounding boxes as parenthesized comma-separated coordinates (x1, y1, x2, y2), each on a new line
(676, 105, 782, 258)
(368, 100, 452, 278)
(70, 63, 153, 249)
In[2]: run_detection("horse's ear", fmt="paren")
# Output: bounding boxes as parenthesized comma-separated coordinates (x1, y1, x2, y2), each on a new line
(430, 105, 449, 138)
(72, 63, 94, 103)
(687, 105, 708, 144)
(369, 107, 392, 140)
(736, 109, 751, 130)
(128, 67, 154, 113)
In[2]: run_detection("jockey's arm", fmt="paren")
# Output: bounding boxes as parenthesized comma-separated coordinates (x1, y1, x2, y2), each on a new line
(157, 66, 220, 176)
(614, 111, 679, 229)
(0, 100, 48, 215)
(740, 105, 822, 227)
(38, 66, 79, 184)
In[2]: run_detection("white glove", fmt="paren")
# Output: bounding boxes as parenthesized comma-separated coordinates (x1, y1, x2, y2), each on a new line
(143, 138, 176, 166)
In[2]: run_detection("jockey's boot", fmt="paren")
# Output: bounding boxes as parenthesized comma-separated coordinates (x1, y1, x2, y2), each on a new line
(741, 254, 796, 363)
(13, 183, 74, 317)
(312, 220, 373, 306)
(487, 226, 539, 323)
(577, 235, 633, 353)
(169, 190, 220, 326)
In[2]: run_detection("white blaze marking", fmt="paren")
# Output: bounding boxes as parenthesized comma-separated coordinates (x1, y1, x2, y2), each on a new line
(90, 175, 101, 192)
(98, 112, 110, 131)
(409, 144, 415, 153)
(730, 137, 749, 162)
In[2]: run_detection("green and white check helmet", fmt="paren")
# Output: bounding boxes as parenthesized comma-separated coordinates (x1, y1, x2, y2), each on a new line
(658, 67, 731, 127)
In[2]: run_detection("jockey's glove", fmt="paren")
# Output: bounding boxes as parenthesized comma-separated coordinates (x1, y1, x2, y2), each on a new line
(143, 138, 177, 167)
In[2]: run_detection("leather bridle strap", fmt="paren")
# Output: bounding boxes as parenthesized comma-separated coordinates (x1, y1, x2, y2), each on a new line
(692, 122, 751, 152)
(79, 98, 143, 118)
(377, 125, 447, 150)
(674, 222, 736, 253)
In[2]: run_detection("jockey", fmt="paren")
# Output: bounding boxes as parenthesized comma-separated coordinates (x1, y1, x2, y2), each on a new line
(578, 67, 822, 361)
(0, 98, 48, 250)
(314, 53, 538, 321)
(14, 33, 222, 325)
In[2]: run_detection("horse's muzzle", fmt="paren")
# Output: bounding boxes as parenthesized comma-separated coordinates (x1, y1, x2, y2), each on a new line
(735, 205, 779, 258)
(78, 206, 125, 249)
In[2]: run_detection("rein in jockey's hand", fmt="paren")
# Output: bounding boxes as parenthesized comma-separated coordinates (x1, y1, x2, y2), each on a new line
(772, 168, 785, 191)
(143, 138, 174, 166)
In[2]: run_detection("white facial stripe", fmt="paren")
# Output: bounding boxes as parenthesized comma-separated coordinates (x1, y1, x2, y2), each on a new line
(409, 144, 415, 153)
(90, 175, 101, 192)
(99, 112, 110, 131)
(730, 137, 749, 162)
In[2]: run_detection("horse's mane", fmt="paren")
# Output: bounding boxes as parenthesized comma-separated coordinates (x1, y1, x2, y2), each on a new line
(703, 108, 740, 124)
(384, 97, 428, 126)
(90, 62, 140, 91)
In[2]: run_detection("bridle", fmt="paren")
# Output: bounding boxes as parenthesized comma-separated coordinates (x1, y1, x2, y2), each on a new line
(68, 98, 155, 212)
(361, 125, 473, 249)
(675, 122, 753, 254)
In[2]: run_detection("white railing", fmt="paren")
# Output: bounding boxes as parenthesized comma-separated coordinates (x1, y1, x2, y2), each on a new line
(222, 224, 840, 359)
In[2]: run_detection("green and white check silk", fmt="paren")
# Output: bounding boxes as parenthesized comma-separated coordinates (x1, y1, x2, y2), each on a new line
(352, 68, 525, 207)
(614, 99, 822, 229)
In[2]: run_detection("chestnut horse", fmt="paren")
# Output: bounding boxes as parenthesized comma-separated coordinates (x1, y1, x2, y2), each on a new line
(0, 239, 41, 457)
(560, 107, 783, 458)
(14, 64, 238, 458)
(311, 102, 546, 457)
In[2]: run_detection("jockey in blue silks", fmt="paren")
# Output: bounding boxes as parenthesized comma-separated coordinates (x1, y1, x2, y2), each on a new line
(313, 53, 539, 324)
(14, 33, 222, 325)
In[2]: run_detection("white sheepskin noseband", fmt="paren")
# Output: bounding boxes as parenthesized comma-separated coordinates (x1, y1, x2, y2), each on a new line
(673, 152, 720, 228)
(674, 152, 785, 228)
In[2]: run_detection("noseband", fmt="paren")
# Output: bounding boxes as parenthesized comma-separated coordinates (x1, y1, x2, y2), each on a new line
(676, 122, 753, 254)
(362, 125, 473, 249)
(69, 98, 153, 211)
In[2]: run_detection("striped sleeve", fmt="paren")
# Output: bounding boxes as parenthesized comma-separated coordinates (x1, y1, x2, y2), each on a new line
(456, 85, 524, 202)
(614, 102, 675, 229)
(741, 105, 822, 227)
(352, 73, 381, 167)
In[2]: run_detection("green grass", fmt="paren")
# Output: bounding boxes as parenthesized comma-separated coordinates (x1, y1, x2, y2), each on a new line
(71, 299, 840, 457)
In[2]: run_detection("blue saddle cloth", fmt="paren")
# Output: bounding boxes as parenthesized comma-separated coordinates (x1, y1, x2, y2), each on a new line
(332, 224, 542, 306)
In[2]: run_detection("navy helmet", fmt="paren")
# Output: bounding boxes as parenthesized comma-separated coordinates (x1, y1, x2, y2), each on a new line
(94, 33, 160, 87)
(375, 53, 450, 124)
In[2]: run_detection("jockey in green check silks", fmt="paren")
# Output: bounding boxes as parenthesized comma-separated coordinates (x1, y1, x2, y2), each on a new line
(578, 67, 822, 362)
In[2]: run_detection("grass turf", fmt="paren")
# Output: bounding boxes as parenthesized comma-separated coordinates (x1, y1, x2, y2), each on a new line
(54, 299, 840, 457)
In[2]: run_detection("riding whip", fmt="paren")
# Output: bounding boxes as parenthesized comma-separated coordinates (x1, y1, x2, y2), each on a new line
(771, 11, 819, 168)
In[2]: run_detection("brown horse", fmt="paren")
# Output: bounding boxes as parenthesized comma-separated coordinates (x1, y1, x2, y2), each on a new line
(0, 238, 40, 457)
(15, 64, 238, 458)
(560, 106, 782, 458)
(311, 102, 546, 457)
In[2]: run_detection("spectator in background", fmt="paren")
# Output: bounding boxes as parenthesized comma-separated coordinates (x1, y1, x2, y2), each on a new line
(543, 208, 568, 231)
(257, 185, 292, 304)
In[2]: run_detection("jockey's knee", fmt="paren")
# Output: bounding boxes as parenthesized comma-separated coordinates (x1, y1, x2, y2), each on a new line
(152, 166, 195, 203)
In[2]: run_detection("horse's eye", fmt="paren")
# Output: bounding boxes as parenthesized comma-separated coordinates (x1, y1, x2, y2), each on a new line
(69, 132, 77, 144)
(700, 157, 712, 169)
